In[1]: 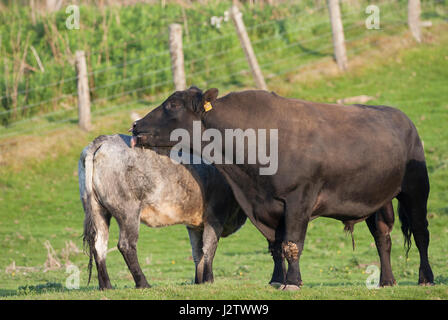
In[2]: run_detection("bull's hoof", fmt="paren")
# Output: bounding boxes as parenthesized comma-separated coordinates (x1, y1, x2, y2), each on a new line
(279, 284, 300, 291)
(99, 286, 113, 291)
(269, 282, 283, 289)
(380, 279, 396, 287)
(418, 281, 435, 286)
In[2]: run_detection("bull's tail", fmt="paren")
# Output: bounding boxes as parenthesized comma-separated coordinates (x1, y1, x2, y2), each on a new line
(78, 135, 109, 286)
(397, 201, 412, 259)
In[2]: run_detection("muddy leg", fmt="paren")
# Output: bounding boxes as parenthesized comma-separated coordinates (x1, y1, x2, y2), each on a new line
(280, 191, 312, 291)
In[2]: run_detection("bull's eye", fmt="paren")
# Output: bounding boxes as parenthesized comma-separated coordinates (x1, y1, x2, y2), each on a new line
(166, 102, 182, 111)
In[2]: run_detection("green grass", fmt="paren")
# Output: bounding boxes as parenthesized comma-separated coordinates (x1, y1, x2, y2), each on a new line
(0, 7, 447, 300)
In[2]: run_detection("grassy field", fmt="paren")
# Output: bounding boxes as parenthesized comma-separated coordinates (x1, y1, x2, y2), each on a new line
(0, 11, 447, 300)
(1, 0, 445, 127)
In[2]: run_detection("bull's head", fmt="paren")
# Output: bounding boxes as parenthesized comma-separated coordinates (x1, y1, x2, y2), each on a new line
(130, 86, 218, 148)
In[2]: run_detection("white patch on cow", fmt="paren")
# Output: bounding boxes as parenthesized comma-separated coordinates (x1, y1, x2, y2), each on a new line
(94, 228, 108, 261)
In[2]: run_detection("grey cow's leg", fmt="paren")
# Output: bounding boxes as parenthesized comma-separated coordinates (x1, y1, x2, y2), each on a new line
(187, 227, 204, 284)
(90, 200, 113, 290)
(116, 212, 150, 289)
(196, 223, 222, 284)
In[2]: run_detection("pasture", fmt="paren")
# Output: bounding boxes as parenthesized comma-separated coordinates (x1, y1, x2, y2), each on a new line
(0, 0, 447, 300)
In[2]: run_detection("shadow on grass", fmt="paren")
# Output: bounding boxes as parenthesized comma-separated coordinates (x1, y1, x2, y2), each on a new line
(295, 43, 330, 59)
(435, 275, 448, 285)
(0, 282, 99, 298)
(436, 207, 448, 215)
(305, 281, 362, 288)
(221, 249, 267, 257)
(421, 12, 446, 20)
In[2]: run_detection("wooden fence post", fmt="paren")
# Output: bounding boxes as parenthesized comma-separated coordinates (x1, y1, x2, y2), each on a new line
(30, 0, 37, 25)
(46, 0, 63, 13)
(327, 0, 348, 71)
(75, 50, 91, 131)
(408, 0, 421, 43)
(230, 5, 268, 90)
(169, 23, 187, 91)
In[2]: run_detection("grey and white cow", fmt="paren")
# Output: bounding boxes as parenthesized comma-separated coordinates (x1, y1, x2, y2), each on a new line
(78, 134, 246, 289)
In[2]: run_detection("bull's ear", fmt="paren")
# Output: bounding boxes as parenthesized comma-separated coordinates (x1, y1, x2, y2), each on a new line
(203, 88, 219, 103)
(188, 86, 202, 94)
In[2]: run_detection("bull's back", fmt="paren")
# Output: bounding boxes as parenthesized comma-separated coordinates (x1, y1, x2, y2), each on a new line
(257, 94, 421, 217)
(300, 103, 421, 219)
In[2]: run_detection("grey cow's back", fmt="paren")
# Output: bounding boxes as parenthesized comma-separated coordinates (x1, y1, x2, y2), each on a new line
(86, 134, 245, 232)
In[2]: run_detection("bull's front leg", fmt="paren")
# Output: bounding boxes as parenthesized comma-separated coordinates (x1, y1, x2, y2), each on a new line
(280, 190, 313, 291)
(268, 239, 286, 288)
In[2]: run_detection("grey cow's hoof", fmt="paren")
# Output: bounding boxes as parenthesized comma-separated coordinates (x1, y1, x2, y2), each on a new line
(279, 284, 300, 291)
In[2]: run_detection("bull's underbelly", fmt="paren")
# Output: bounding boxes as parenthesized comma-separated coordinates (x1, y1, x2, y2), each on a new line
(139, 203, 204, 228)
(311, 182, 401, 221)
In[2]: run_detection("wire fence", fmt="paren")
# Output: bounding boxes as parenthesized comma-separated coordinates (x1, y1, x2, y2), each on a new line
(0, 0, 441, 138)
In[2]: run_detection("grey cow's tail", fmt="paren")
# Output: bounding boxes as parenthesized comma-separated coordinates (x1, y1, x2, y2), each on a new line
(78, 135, 108, 285)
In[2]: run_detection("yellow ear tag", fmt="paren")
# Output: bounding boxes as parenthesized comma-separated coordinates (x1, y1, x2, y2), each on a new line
(203, 101, 213, 112)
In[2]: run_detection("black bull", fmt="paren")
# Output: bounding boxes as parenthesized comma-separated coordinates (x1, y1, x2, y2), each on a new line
(131, 87, 434, 289)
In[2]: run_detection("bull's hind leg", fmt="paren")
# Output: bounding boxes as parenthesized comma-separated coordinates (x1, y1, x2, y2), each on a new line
(365, 202, 396, 287)
(116, 212, 150, 289)
(397, 160, 434, 285)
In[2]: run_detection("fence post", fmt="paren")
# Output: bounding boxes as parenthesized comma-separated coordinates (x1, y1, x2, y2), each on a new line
(408, 0, 421, 43)
(169, 23, 187, 91)
(230, 5, 267, 90)
(30, 0, 37, 25)
(327, 0, 348, 71)
(46, 0, 63, 12)
(75, 50, 91, 131)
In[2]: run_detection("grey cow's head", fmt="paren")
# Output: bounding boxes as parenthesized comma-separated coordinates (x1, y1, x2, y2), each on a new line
(131, 86, 218, 148)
